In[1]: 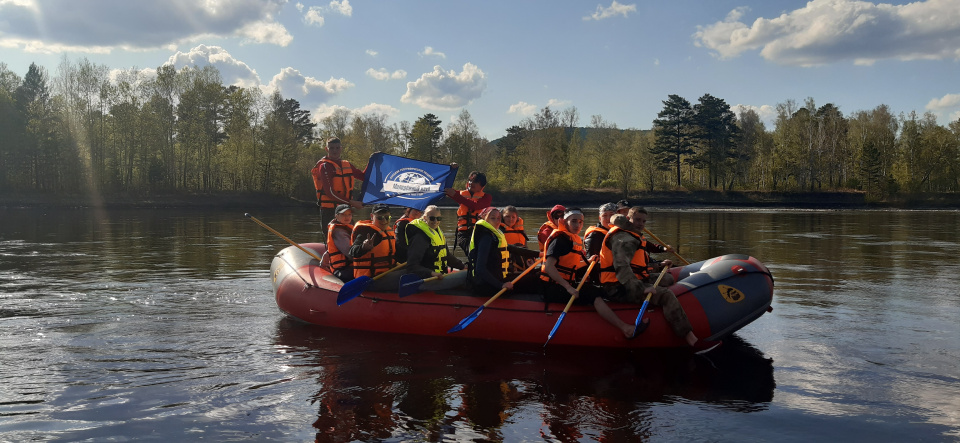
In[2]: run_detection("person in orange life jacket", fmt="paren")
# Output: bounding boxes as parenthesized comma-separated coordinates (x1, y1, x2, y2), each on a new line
(466, 207, 514, 297)
(444, 171, 492, 256)
(601, 208, 718, 350)
(536, 204, 566, 251)
(540, 208, 637, 338)
(404, 205, 467, 291)
(347, 204, 402, 291)
(615, 199, 630, 216)
(311, 137, 366, 234)
(324, 204, 356, 283)
(584, 202, 617, 261)
(499, 205, 537, 271)
(393, 207, 423, 264)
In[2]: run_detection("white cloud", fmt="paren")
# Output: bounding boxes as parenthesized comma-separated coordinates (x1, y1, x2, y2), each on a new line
(401, 63, 487, 110)
(296, 3, 304, 12)
(419, 46, 446, 58)
(304, 6, 325, 26)
(735, 104, 777, 126)
(926, 93, 960, 111)
(269, 67, 354, 103)
(508, 101, 537, 116)
(546, 98, 571, 108)
(583, 1, 637, 21)
(167, 45, 261, 88)
(366, 49, 378, 56)
(329, 0, 352, 17)
(366, 68, 407, 80)
(694, 0, 960, 66)
(312, 102, 397, 123)
(0, 0, 290, 52)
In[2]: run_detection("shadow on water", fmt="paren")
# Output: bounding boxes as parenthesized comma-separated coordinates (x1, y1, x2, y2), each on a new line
(272, 317, 775, 442)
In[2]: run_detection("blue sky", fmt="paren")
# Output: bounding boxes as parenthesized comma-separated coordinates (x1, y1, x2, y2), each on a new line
(2, 0, 959, 139)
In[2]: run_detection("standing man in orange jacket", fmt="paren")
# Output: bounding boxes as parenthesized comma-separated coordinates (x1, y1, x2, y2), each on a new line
(444, 171, 492, 255)
(311, 137, 365, 235)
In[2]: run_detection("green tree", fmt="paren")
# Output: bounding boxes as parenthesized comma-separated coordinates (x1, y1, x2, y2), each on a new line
(651, 94, 694, 187)
(690, 93, 739, 189)
(407, 113, 443, 162)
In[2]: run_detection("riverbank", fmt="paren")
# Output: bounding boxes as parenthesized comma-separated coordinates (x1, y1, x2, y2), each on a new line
(1, 189, 958, 210)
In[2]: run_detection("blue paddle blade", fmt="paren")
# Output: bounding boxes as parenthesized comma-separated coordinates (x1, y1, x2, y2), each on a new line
(336, 276, 372, 306)
(398, 274, 423, 298)
(447, 306, 484, 333)
(543, 311, 567, 347)
(632, 299, 651, 337)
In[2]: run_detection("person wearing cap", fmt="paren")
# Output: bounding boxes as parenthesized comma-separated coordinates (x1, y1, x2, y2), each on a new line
(615, 200, 631, 216)
(540, 208, 637, 338)
(311, 137, 367, 234)
(393, 207, 423, 264)
(444, 171, 492, 255)
(537, 204, 566, 252)
(404, 205, 466, 290)
(466, 207, 512, 296)
(348, 204, 401, 290)
(599, 207, 719, 352)
(584, 203, 617, 262)
(325, 204, 356, 282)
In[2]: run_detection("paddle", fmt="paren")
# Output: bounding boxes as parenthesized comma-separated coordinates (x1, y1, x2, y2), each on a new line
(632, 263, 672, 337)
(447, 258, 544, 334)
(336, 262, 407, 306)
(643, 228, 690, 266)
(245, 213, 323, 262)
(543, 259, 598, 348)
(398, 270, 465, 297)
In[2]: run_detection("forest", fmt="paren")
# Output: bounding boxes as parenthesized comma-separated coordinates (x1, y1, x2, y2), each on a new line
(1, 58, 958, 204)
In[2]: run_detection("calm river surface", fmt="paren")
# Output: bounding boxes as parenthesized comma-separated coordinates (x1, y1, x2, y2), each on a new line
(1, 206, 958, 442)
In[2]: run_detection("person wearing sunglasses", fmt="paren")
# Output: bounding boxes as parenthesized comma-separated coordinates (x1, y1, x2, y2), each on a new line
(403, 206, 466, 291)
(347, 204, 401, 290)
(444, 171, 492, 255)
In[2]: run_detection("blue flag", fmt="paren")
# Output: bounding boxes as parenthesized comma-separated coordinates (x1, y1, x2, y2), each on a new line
(358, 153, 459, 210)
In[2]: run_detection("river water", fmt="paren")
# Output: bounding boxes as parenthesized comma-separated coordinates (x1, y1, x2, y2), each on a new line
(1, 206, 958, 442)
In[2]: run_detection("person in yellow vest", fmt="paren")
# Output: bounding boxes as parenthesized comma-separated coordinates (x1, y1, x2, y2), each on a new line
(324, 204, 356, 282)
(444, 171, 492, 255)
(536, 204, 566, 251)
(347, 204, 401, 291)
(540, 208, 637, 338)
(599, 208, 721, 353)
(466, 207, 513, 297)
(404, 205, 466, 291)
(394, 207, 423, 264)
(311, 137, 366, 234)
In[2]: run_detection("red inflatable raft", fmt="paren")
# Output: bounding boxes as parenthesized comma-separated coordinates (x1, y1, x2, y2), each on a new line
(270, 243, 774, 348)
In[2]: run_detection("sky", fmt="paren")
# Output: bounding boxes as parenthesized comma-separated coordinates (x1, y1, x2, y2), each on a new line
(1, 0, 960, 140)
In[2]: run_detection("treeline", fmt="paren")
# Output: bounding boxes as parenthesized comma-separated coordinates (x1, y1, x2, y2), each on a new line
(1, 58, 958, 203)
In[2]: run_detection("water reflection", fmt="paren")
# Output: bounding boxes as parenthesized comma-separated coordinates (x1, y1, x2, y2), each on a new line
(272, 318, 775, 442)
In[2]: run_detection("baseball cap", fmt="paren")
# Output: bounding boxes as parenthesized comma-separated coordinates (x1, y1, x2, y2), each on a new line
(371, 203, 391, 214)
(334, 204, 351, 215)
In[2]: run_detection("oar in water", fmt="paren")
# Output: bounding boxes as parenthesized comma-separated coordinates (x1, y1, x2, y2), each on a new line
(643, 228, 690, 266)
(447, 258, 543, 334)
(543, 259, 598, 348)
(398, 270, 465, 298)
(245, 213, 323, 262)
(336, 262, 407, 306)
(632, 264, 672, 337)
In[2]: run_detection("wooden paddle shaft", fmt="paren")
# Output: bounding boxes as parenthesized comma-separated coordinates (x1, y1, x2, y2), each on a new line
(482, 257, 543, 308)
(643, 228, 690, 265)
(246, 214, 323, 262)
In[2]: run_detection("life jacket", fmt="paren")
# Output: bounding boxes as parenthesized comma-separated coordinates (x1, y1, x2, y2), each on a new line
(456, 190, 486, 233)
(539, 229, 585, 285)
(583, 224, 609, 257)
(326, 219, 355, 273)
(311, 157, 355, 209)
(537, 216, 558, 252)
(499, 216, 526, 246)
(598, 226, 651, 284)
(468, 219, 509, 281)
(394, 216, 415, 263)
(408, 219, 449, 274)
(351, 220, 396, 278)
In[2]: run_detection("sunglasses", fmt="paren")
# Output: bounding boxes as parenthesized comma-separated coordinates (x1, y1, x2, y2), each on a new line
(428, 216, 442, 221)
(375, 215, 392, 221)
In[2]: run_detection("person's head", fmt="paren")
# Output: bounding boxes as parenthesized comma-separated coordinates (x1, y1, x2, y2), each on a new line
(598, 203, 617, 228)
(479, 206, 501, 226)
(370, 204, 392, 229)
(548, 204, 566, 224)
(616, 199, 631, 215)
(326, 137, 343, 160)
(501, 205, 519, 227)
(626, 206, 649, 232)
(421, 205, 442, 230)
(403, 207, 423, 220)
(466, 171, 487, 193)
(561, 208, 585, 235)
(334, 204, 353, 224)
(610, 214, 630, 230)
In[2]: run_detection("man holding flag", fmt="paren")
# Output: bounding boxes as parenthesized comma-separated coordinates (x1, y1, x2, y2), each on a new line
(311, 137, 366, 233)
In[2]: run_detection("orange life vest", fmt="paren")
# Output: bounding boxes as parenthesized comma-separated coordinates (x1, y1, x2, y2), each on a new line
(539, 229, 585, 284)
(537, 220, 557, 252)
(326, 220, 354, 273)
(311, 157, 355, 209)
(499, 216, 526, 246)
(456, 190, 486, 233)
(598, 226, 651, 284)
(351, 220, 396, 278)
